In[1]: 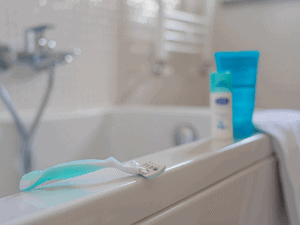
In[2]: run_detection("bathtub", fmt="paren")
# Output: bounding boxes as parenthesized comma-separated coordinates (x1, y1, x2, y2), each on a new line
(0, 106, 280, 225)
(0, 106, 211, 198)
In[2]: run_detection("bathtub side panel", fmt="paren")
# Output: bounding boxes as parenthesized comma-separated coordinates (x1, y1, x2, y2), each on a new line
(134, 157, 280, 225)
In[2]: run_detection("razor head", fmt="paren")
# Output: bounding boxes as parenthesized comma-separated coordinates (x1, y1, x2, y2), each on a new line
(139, 161, 166, 179)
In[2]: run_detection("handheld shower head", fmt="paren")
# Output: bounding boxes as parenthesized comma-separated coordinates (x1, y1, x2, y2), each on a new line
(0, 26, 81, 176)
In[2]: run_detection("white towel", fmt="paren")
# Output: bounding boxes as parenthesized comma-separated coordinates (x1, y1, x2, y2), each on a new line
(253, 110, 300, 225)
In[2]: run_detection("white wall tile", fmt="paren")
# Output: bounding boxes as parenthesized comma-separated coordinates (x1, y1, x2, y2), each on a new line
(115, 1, 208, 106)
(213, 1, 300, 110)
(0, 0, 118, 113)
(1, 0, 209, 114)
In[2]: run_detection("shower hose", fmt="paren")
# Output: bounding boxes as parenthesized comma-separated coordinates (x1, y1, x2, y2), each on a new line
(0, 65, 55, 175)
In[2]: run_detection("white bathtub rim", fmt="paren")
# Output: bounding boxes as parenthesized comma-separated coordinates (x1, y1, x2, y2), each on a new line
(0, 133, 272, 225)
(0, 105, 211, 123)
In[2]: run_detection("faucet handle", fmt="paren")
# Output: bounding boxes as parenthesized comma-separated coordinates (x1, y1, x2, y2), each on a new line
(28, 24, 55, 34)
(25, 24, 55, 54)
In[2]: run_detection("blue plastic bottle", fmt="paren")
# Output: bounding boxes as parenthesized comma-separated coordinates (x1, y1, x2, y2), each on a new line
(214, 51, 260, 139)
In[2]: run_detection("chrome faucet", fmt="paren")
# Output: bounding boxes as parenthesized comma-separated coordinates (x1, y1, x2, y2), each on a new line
(17, 24, 75, 71)
(0, 24, 79, 175)
(24, 24, 54, 55)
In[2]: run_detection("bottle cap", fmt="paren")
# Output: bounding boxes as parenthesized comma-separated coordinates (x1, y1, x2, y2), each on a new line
(210, 71, 232, 93)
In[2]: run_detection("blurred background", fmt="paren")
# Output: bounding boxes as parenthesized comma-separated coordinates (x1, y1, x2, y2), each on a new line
(0, 0, 299, 112)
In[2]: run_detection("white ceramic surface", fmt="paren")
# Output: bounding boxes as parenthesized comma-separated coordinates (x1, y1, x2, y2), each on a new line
(213, 1, 300, 110)
(0, 0, 212, 111)
(0, 106, 274, 224)
(134, 157, 280, 225)
(0, 0, 119, 111)
(0, 106, 210, 198)
(1, 136, 273, 224)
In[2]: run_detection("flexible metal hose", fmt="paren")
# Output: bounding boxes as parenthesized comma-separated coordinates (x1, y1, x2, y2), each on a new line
(0, 65, 55, 174)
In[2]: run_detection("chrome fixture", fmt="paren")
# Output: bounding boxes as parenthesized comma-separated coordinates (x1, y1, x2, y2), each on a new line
(0, 45, 13, 72)
(0, 24, 79, 175)
(17, 24, 75, 71)
(174, 124, 198, 146)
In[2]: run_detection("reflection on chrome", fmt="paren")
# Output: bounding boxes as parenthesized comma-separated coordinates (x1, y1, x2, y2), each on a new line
(65, 54, 73, 64)
(38, 38, 47, 47)
(48, 40, 56, 49)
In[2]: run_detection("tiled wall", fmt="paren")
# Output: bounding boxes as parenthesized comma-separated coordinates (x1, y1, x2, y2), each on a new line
(213, 1, 300, 110)
(115, 0, 209, 106)
(0, 0, 119, 113)
(0, 0, 211, 115)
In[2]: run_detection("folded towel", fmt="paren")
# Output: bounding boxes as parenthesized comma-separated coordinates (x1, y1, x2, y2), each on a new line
(254, 110, 300, 225)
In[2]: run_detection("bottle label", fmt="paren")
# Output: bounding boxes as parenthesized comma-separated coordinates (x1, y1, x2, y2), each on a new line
(216, 98, 229, 105)
(210, 92, 233, 139)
